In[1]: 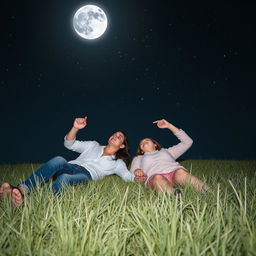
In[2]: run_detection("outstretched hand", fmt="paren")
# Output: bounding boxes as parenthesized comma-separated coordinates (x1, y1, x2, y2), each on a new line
(73, 117, 87, 130)
(153, 119, 170, 129)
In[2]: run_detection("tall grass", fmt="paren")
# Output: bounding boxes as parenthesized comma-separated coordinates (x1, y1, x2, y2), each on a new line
(0, 160, 255, 255)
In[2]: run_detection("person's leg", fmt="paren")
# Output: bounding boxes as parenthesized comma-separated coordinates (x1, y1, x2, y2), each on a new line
(148, 174, 175, 193)
(19, 156, 70, 193)
(52, 170, 92, 194)
(11, 163, 90, 207)
(172, 169, 209, 191)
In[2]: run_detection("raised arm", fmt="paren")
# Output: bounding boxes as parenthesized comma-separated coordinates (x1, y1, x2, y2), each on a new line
(153, 118, 180, 133)
(66, 117, 87, 140)
(64, 117, 94, 153)
(153, 119, 193, 160)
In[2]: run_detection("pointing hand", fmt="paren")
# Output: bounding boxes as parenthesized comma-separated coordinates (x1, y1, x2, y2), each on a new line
(73, 117, 87, 130)
(153, 119, 170, 129)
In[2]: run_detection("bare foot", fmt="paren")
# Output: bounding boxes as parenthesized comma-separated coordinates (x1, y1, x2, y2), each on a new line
(0, 183, 12, 199)
(11, 188, 24, 208)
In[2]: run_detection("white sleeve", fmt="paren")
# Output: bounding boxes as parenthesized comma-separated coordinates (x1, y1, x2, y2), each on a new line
(115, 160, 135, 182)
(64, 136, 98, 154)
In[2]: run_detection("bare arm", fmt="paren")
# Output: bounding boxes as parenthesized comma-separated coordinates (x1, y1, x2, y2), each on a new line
(64, 117, 94, 153)
(166, 123, 180, 134)
(66, 127, 79, 141)
(66, 117, 87, 140)
(153, 119, 180, 134)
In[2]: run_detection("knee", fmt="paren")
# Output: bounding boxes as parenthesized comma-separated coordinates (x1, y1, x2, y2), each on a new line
(49, 156, 67, 165)
(151, 174, 165, 184)
(173, 169, 189, 181)
(55, 173, 69, 183)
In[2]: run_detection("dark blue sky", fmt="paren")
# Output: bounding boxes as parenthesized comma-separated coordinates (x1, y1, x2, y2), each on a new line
(1, 1, 255, 163)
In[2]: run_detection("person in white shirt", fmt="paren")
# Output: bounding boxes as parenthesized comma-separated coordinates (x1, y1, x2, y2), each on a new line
(0, 117, 141, 208)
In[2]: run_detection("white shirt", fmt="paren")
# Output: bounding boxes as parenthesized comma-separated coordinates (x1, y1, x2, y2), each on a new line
(64, 138, 135, 182)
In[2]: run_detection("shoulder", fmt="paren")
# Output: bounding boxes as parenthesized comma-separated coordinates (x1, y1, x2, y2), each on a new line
(80, 140, 100, 151)
(86, 140, 100, 147)
(132, 155, 143, 161)
(130, 155, 143, 165)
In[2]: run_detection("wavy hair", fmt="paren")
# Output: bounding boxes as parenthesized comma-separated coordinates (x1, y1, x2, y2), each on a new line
(112, 130, 131, 166)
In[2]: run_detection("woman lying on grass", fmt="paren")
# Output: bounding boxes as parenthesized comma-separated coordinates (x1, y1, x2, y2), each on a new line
(130, 119, 208, 195)
(0, 117, 143, 208)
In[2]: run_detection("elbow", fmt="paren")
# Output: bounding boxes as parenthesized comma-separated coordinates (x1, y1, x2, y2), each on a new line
(188, 138, 193, 148)
(63, 138, 75, 149)
(63, 142, 71, 149)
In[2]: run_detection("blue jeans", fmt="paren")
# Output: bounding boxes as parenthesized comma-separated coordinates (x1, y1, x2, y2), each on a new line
(19, 156, 92, 194)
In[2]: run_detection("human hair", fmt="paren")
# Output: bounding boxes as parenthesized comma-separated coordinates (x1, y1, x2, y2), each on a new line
(112, 130, 131, 166)
(136, 138, 162, 156)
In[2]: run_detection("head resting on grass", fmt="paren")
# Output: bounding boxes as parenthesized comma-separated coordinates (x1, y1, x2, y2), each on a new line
(137, 138, 162, 155)
(107, 130, 131, 166)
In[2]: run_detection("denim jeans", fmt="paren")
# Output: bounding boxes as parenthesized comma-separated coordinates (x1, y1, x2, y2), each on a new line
(19, 156, 92, 194)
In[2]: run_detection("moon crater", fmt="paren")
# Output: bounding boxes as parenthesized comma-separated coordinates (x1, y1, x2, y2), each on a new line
(73, 5, 108, 40)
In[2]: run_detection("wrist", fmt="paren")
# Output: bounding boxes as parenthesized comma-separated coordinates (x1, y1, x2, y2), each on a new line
(167, 123, 172, 130)
(72, 126, 79, 131)
(167, 124, 179, 133)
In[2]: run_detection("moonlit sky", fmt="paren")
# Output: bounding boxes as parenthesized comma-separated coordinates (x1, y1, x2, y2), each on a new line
(0, 1, 255, 163)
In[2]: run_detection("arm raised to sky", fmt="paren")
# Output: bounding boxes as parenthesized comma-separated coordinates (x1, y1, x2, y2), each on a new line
(66, 117, 87, 140)
(64, 117, 96, 154)
(153, 118, 180, 133)
(153, 119, 193, 160)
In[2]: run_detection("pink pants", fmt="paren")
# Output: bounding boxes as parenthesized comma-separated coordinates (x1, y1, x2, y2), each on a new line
(147, 169, 187, 187)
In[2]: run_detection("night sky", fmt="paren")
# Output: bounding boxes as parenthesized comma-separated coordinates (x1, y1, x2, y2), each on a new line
(1, 1, 255, 164)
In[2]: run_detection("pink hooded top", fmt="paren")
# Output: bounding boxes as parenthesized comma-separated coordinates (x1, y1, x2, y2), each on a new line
(130, 129, 193, 183)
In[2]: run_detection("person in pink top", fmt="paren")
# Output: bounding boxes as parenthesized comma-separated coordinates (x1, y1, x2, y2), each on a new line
(130, 119, 208, 195)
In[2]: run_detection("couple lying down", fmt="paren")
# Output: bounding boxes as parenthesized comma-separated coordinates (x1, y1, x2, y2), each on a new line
(0, 117, 208, 208)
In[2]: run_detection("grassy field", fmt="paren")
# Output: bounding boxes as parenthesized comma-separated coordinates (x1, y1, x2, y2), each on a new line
(0, 160, 256, 256)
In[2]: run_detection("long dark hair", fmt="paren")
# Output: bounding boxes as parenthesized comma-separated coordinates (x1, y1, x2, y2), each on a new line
(112, 130, 131, 166)
(136, 138, 162, 156)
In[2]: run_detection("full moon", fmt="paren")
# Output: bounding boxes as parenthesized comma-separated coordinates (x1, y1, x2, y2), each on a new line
(73, 5, 108, 40)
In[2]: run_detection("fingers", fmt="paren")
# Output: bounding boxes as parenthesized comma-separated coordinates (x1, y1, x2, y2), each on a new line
(134, 169, 147, 177)
(134, 171, 142, 177)
(136, 174, 147, 180)
(153, 119, 165, 124)
(135, 175, 147, 182)
(153, 119, 168, 128)
(75, 117, 87, 123)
